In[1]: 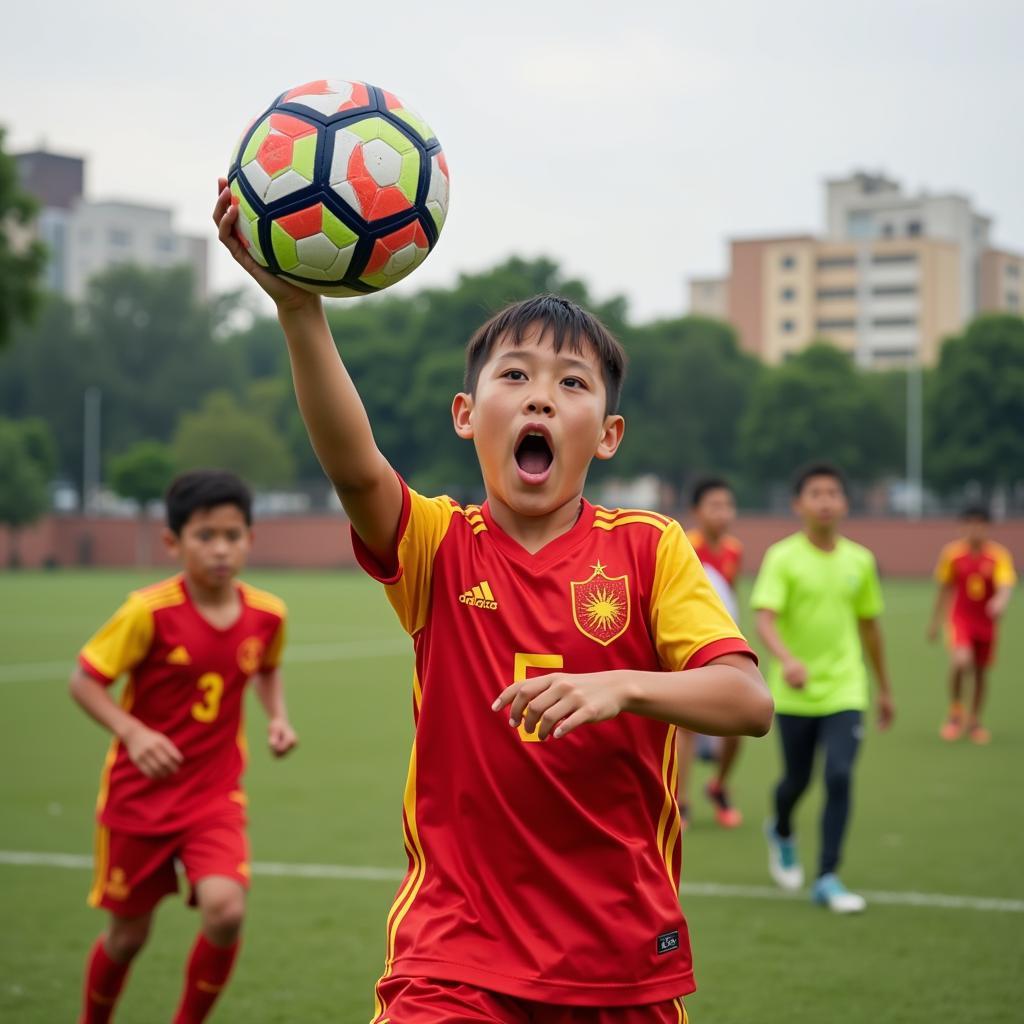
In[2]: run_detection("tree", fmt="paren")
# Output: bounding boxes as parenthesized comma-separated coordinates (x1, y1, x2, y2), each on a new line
(612, 316, 760, 496)
(172, 391, 294, 488)
(0, 129, 47, 348)
(927, 314, 1024, 496)
(738, 344, 900, 497)
(0, 417, 53, 566)
(110, 440, 175, 564)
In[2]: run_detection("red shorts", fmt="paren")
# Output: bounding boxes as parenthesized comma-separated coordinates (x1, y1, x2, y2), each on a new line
(948, 619, 996, 667)
(88, 812, 250, 917)
(372, 976, 688, 1024)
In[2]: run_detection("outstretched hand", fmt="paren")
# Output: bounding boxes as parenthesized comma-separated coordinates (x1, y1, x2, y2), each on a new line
(212, 177, 319, 313)
(492, 671, 628, 740)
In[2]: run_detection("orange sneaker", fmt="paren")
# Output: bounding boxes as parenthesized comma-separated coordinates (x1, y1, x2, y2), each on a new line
(968, 725, 991, 745)
(705, 781, 743, 828)
(940, 719, 964, 741)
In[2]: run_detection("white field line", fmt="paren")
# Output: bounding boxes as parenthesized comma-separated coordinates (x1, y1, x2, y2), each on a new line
(2, 850, 1022, 913)
(0, 639, 410, 684)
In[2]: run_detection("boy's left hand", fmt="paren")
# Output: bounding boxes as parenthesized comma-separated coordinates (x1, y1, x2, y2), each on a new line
(268, 717, 298, 757)
(492, 671, 628, 740)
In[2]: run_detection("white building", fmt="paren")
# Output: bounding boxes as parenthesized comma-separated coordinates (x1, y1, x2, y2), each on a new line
(15, 150, 208, 301)
(824, 172, 991, 322)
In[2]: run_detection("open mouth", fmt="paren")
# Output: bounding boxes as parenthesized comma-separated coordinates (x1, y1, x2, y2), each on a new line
(515, 427, 554, 480)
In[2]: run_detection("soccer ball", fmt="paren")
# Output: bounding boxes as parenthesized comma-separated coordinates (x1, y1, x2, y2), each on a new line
(228, 80, 449, 297)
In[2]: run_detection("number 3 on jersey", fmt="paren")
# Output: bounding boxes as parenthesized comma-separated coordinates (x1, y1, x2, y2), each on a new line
(192, 672, 224, 723)
(513, 653, 564, 743)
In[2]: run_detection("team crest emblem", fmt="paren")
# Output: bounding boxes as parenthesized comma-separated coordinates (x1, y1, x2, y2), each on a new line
(571, 562, 630, 646)
(237, 637, 265, 674)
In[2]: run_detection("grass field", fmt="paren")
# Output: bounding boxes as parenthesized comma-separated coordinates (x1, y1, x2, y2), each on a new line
(1, 570, 1022, 1023)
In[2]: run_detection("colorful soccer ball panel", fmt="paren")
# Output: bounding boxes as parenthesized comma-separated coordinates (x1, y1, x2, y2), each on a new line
(228, 79, 448, 296)
(382, 90, 436, 143)
(239, 113, 318, 204)
(270, 204, 358, 282)
(425, 152, 450, 233)
(230, 180, 268, 267)
(281, 79, 372, 117)
(328, 117, 419, 221)
(360, 221, 431, 289)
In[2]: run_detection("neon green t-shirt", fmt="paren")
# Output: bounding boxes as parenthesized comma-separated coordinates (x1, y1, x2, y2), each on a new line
(751, 532, 884, 716)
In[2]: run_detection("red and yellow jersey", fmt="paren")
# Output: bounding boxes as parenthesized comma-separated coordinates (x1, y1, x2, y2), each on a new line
(78, 575, 286, 836)
(686, 529, 742, 587)
(935, 540, 1017, 632)
(354, 479, 754, 1008)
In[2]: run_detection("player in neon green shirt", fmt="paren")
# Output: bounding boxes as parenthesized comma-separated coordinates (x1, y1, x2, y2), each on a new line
(751, 463, 894, 913)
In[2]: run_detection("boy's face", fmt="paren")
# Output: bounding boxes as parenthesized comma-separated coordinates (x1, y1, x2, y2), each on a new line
(963, 517, 989, 545)
(164, 504, 252, 589)
(452, 325, 624, 517)
(793, 474, 847, 529)
(695, 487, 735, 538)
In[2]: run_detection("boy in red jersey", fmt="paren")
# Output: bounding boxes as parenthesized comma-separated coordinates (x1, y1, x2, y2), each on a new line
(71, 470, 297, 1024)
(678, 478, 745, 829)
(215, 184, 772, 1022)
(928, 504, 1016, 744)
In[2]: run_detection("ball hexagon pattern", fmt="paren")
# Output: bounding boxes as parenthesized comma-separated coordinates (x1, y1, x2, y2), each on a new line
(228, 79, 448, 297)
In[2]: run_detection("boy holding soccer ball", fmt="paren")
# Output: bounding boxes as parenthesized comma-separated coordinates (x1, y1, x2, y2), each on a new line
(215, 179, 771, 1021)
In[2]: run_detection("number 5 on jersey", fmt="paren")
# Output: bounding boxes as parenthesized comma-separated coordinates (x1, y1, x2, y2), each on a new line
(513, 653, 564, 743)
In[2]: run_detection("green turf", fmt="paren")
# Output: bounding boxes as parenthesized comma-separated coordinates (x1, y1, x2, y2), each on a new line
(1, 570, 1022, 1022)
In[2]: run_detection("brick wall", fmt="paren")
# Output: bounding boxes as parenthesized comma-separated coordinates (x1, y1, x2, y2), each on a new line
(1, 515, 1021, 576)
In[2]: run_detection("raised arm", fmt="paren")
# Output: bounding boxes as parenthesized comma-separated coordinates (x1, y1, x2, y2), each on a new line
(214, 181, 403, 561)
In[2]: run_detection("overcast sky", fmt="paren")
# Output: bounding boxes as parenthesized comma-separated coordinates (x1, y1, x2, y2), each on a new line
(4, 0, 1022, 321)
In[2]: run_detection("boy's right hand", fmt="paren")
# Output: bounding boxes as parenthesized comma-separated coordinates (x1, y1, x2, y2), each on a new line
(122, 722, 184, 779)
(781, 657, 808, 689)
(213, 177, 320, 314)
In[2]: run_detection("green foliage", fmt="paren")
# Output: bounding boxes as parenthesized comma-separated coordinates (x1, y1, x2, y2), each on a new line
(109, 440, 175, 506)
(926, 314, 1024, 494)
(614, 316, 760, 491)
(738, 343, 901, 488)
(1, 254, 1018, 503)
(172, 391, 294, 488)
(0, 129, 48, 348)
(0, 417, 53, 564)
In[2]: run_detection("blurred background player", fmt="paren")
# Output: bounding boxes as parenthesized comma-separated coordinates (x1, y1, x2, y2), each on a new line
(678, 477, 745, 828)
(751, 463, 894, 914)
(928, 504, 1017, 744)
(70, 471, 297, 1024)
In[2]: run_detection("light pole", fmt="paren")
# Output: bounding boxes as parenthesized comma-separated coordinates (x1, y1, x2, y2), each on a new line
(83, 386, 101, 513)
(905, 359, 923, 519)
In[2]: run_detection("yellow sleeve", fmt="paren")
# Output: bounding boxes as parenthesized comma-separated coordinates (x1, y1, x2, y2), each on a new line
(78, 595, 155, 684)
(351, 478, 456, 636)
(934, 545, 954, 585)
(994, 546, 1018, 588)
(262, 615, 287, 669)
(650, 520, 753, 671)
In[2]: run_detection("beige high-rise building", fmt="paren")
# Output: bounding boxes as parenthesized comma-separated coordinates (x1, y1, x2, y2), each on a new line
(689, 173, 1022, 368)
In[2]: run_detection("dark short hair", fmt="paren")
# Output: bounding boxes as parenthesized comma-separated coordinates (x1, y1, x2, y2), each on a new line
(691, 476, 733, 508)
(165, 470, 252, 535)
(463, 294, 627, 414)
(792, 461, 847, 496)
(960, 503, 991, 522)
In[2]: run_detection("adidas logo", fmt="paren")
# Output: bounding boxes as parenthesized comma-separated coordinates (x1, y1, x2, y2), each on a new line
(459, 580, 498, 611)
(167, 645, 192, 665)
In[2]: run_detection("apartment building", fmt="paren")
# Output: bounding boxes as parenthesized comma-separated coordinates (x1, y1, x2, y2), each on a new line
(14, 149, 208, 301)
(691, 173, 1021, 367)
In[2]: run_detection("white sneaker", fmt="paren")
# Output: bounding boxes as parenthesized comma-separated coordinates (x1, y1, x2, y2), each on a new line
(765, 820, 804, 891)
(811, 873, 866, 913)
